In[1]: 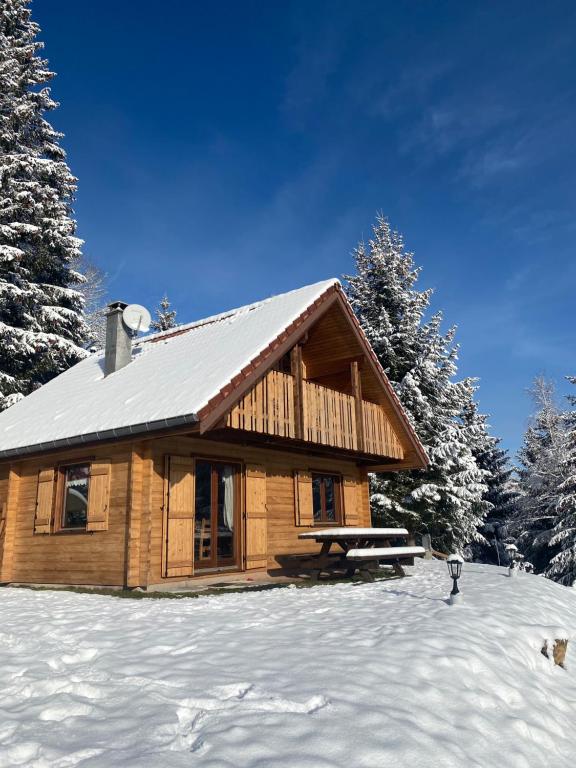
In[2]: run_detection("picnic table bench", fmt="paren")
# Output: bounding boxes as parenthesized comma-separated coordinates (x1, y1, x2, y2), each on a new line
(297, 527, 425, 581)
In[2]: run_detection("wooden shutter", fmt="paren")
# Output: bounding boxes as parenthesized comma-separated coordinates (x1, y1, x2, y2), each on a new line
(294, 470, 314, 526)
(245, 464, 267, 569)
(34, 468, 55, 534)
(343, 475, 360, 526)
(87, 461, 111, 532)
(164, 456, 195, 578)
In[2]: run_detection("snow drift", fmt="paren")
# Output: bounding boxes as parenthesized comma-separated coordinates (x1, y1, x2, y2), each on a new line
(0, 560, 575, 767)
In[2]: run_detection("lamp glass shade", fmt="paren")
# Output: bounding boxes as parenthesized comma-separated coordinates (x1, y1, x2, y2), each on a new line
(447, 559, 462, 579)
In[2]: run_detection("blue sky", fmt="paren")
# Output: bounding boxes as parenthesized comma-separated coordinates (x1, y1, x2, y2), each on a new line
(34, 0, 576, 453)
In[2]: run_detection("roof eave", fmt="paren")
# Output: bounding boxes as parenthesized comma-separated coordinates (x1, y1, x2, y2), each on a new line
(0, 412, 199, 461)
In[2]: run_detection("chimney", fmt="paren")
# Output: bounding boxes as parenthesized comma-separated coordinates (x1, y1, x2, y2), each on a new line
(104, 301, 132, 376)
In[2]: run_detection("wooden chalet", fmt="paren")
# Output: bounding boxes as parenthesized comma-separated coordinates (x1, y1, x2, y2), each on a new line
(0, 279, 427, 588)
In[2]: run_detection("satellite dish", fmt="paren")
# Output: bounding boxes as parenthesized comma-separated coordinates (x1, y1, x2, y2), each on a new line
(122, 304, 151, 333)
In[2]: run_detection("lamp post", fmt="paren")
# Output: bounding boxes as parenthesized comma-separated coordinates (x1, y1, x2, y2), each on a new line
(505, 543, 519, 577)
(447, 554, 463, 605)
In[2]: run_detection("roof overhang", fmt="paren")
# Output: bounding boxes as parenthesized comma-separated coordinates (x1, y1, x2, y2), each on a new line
(0, 413, 198, 460)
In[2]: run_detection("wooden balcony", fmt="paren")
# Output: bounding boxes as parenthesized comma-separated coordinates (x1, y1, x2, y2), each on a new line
(226, 369, 296, 439)
(302, 380, 357, 450)
(226, 370, 403, 459)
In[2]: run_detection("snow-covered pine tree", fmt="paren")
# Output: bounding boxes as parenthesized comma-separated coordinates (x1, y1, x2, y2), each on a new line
(463, 400, 519, 564)
(345, 216, 489, 552)
(545, 377, 576, 586)
(150, 294, 177, 332)
(512, 377, 568, 573)
(0, 0, 88, 409)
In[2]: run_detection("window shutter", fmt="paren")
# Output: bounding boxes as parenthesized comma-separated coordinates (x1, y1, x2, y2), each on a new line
(87, 461, 111, 532)
(34, 468, 55, 534)
(245, 464, 267, 570)
(294, 470, 314, 527)
(164, 456, 195, 578)
(343, 475, 360, 526)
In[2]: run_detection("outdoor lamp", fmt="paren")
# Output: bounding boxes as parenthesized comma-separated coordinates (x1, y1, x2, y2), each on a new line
(447, 554, 463, 604)
(505, 543, 519, 577)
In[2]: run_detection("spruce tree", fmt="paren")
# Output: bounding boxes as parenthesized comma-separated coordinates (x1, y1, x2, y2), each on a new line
(0, 0, 88, 409)
(463, 400, 519, 564)
(345, 216, 489, 552)
(545, 377, 576, 586)
(513, 377, 567, 573)
(150, 294, 177, 332)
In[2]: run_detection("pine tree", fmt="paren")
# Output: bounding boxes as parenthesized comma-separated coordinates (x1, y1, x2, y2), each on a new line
(463, 400, 519, 564)
(0, 1, 88, 409)
(150, 294, 177, 332)
(345, 216, 489, 552)
(512, 377, 568, 573)
(545, 377, 576, 586)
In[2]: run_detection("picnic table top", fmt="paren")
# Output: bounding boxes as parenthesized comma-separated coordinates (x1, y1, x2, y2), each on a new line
(298, 527, 409, 540)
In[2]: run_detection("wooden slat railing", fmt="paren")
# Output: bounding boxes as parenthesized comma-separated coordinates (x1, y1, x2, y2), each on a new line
(227, 370, 404, 459)
(226, 370, 295, 438)
(362, 400, 404, 459)
(302, 380, 357, 451)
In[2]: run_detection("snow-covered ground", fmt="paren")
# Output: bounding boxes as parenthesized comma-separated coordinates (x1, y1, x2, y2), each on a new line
(1, 561, 575, 768)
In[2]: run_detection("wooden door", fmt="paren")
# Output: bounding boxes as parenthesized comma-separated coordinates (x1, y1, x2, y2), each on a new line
(164, 456, 195, 578)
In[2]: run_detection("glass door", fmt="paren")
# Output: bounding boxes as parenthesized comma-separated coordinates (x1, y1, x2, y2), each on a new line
(194, 460, 238, 569)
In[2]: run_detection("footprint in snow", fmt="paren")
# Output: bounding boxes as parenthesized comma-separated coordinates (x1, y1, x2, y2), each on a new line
(39, 701, 95, 722)
(211, 682, 254, 700)
(170, 643, 198, 656)
(168, 685, 329, 753)
(178, 687, 329, 715)
(47, 647, 99, 670)
(49, 748, 105, 767)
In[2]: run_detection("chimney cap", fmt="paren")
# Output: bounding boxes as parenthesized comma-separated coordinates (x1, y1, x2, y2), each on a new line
(106, 300, 129, 314)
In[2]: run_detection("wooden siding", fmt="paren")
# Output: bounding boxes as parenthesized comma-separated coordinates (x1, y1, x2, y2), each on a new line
(144, 434, 371, 586)
(0, 432, 371, 587)
(0, 464, 9, 545)
(1, 445, 131, 586)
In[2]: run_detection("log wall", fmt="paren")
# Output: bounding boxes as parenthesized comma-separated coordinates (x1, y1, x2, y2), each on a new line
(0, 433, 370, 588)
(0, 444, 132, 586)
(144, 434, 370, 586)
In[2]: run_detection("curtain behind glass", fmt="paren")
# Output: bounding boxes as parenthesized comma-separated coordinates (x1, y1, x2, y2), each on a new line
(222, 466, 234, 530)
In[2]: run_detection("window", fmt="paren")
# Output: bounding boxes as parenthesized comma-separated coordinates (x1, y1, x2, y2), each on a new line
(61, 464, 90, 529)
(312, 474, 341, 524)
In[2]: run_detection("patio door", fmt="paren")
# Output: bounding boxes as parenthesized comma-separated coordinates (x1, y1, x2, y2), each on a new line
(194, 460, 239, 570)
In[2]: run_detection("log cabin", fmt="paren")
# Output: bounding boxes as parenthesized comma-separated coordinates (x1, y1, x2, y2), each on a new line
(0, 279, 427, 589)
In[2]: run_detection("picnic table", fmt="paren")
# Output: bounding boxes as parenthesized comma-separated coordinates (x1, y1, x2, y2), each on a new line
(297, 527, 425, 580)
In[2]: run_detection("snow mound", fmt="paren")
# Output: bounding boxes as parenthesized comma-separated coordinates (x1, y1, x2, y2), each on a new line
(1, 561, 576, 767)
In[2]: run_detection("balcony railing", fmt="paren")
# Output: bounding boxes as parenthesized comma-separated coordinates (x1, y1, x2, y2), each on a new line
(225, 370, 403, 459)
(226, 369, 295, 439)
(302, 380, 357, 451)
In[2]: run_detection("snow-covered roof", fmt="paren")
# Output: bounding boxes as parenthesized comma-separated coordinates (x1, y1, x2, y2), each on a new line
(0, 279, 339, 457)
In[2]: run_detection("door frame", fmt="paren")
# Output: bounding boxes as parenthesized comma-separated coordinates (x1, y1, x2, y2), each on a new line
(162, 455, 244, 579)
(194, 457, 242, 571)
